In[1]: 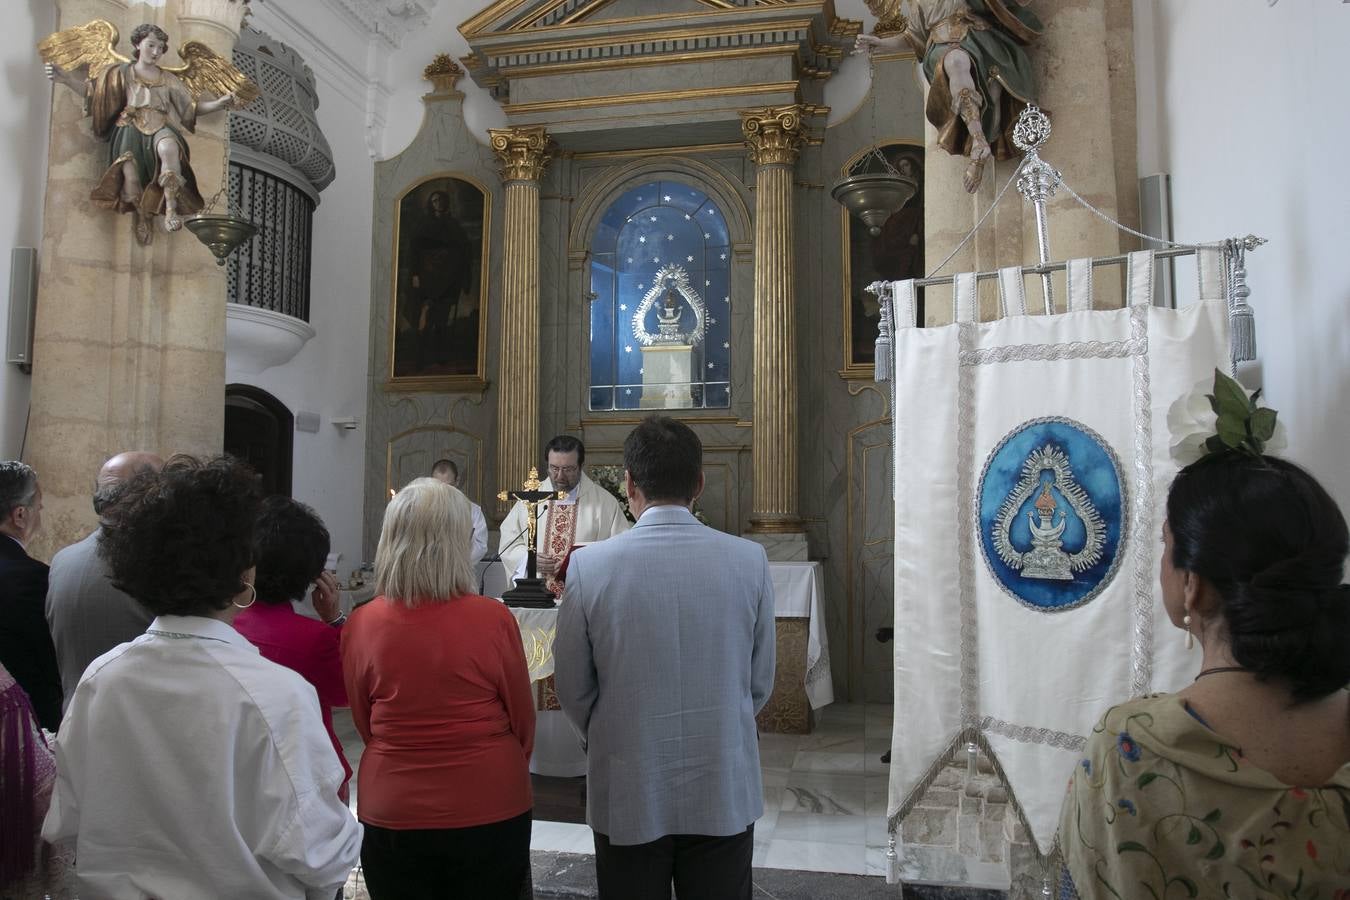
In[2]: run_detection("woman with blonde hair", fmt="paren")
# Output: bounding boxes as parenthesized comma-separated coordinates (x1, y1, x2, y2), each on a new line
(341, 478, 535, 898)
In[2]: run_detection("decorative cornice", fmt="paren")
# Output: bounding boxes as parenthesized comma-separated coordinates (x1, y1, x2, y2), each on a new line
(489, 126, 553, 183)
(740, 105, 808, 167)
(325, 0, 433, 49)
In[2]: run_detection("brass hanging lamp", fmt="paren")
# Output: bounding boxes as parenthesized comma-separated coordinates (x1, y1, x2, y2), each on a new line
(185, 108, 256, 266)
(831, 56, 917, 235)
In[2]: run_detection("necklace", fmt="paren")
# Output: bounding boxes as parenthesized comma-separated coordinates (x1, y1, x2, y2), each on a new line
(1194, 665, 1248, 681)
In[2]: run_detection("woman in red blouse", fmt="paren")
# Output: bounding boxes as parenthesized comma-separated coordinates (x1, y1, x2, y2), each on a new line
(233, 496, 352, 800)
(341, 478, 535, 899)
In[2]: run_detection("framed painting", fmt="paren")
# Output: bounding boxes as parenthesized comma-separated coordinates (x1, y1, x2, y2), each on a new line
(387, 174, 490, 391)
(840, 141, 924, 379)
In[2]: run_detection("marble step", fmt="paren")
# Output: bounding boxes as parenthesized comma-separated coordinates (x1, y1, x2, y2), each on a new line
(529, 851, 1007, 900)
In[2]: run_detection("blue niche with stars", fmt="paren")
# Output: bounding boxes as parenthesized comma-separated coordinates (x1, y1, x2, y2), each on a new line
(589, 181, 732, 410)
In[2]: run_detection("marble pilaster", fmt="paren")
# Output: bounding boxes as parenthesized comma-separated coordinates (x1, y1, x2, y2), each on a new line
(25, 0, 246, 559)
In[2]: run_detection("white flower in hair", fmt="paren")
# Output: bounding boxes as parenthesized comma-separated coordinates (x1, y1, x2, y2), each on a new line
(1167, 370, 1287, 467)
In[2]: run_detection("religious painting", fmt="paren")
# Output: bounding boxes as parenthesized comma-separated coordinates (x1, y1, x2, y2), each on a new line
(388, 174, 490, 390)
(841, 143, 924, 378)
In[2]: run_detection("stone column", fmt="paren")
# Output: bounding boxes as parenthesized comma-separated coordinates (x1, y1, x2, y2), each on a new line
(922, 0, 1136, 324)
(489, 125, 551, 516)
(25, 0, 247, 559)
(740, 106, 807, 556)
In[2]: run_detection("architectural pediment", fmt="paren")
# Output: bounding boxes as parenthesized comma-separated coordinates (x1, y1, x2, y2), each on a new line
(458, 0, 858, 150)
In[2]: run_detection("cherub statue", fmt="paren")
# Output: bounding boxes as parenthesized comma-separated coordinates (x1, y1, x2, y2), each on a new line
(855, 0, 1041, 193)
(40, 20, 259, 244)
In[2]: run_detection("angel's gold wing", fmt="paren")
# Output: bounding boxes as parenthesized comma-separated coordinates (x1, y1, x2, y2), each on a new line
(164, 41, 260, 105)
(37, 19, 130, 81)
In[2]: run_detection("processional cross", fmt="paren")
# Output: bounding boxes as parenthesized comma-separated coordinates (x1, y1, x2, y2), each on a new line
(497, 467, 566, 607)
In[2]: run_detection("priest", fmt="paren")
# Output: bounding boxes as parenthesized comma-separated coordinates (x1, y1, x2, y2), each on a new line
(499, 434, 630, 779)
(500, 435, 630, 596)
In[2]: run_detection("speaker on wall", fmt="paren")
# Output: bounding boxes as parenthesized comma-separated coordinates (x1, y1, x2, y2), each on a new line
(6, 247, 37, 369)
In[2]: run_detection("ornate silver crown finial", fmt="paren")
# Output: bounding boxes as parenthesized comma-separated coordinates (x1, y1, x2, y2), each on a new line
(1012, 105, 1052, 154)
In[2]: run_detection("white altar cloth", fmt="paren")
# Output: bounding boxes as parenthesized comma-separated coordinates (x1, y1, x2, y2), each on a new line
(505, 559, 833, 706)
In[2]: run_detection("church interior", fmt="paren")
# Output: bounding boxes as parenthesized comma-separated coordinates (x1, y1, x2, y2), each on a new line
(2, 0, 1347, 898)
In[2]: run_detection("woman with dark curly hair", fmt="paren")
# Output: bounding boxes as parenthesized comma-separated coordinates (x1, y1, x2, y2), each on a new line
(1060, 452, 1350, 898)
(41, 456, 362, 899)
(234, 496, 353, 801)
(341, 477, 534, 899)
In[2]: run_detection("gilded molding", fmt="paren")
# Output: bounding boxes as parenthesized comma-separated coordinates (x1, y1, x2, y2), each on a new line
(489, 125, 552, 183)
(422, 53, 464, 95)
(740, 105, 807, 167)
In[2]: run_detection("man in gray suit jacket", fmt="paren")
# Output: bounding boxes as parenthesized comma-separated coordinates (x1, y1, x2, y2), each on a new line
(555, 416, 776, 900)
(46, 451, 161, 710)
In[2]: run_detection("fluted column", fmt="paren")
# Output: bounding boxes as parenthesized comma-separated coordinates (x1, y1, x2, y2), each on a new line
(489, 126, 551, 517)
(741, 106, 805, 536)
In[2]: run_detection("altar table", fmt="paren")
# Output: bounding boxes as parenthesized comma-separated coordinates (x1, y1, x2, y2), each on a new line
(509, 560, 832, 735)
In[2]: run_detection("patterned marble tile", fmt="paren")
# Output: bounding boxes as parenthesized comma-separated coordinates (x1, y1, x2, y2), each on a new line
(761, 838, 868, 876)
(781, 774, 867, 816)
(773, 811, 868, 845)
(531, 820, 595, 855)
(792, 748, 868, 775)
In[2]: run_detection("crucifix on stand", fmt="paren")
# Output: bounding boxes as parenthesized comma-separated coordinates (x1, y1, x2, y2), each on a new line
(498, 467, 567, 608)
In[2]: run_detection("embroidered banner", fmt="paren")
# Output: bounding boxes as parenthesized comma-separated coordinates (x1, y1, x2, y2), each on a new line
(886, 259, 1231, 854)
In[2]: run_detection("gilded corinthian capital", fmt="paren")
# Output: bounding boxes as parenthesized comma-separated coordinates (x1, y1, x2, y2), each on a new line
(489, 125, 552, 183)
(739, 105, 806, 167)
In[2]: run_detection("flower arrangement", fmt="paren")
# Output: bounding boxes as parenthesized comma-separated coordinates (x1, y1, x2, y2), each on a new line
(1167, 369, 1286, 467)
(587, 464, 713, 527)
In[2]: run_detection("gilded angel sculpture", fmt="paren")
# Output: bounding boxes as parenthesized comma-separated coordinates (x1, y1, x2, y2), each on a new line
(856, 0, 1041, 193)
(39, 20, 259, 244)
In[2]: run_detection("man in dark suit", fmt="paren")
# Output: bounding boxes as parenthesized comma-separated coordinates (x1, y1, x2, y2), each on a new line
(555, 416, 776, 900)
(0, 460, 61, 731)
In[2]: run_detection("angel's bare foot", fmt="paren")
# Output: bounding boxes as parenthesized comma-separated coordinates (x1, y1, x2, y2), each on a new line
(163, 212, 183, 233)
(964, 140, 991, 193)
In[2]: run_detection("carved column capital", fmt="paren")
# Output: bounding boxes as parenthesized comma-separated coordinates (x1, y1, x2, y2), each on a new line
(177, 0, 251, 39)
(489, 125, 552, 183)
(740, 105, 806, 167)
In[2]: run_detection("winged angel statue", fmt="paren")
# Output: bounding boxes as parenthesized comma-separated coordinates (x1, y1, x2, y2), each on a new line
(40, 20, 259, 244)
(856, 0, 1040, 193)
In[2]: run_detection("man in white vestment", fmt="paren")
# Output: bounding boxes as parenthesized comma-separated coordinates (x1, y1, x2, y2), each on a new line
(499, 435, 630, 594)
(499, 435, 630, 777)
(431, 458, 488, 562)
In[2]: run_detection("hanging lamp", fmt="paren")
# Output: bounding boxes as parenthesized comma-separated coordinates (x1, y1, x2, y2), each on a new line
(185, 106, 257, 266)
(831, 56, 917, 235)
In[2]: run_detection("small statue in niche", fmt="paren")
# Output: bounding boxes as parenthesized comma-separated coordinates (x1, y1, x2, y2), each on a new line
(855, 0, 1041, 193)
(40, 20, 259, 244)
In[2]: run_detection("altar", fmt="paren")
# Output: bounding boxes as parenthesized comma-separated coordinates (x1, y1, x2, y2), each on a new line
(510, 560, 832, 735)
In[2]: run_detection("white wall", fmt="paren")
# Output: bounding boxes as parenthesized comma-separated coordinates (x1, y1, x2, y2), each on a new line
(229, 4, 380, 575)
(0, 1, 56, 460)
(381, 0, 506, 157)
(1135, 0, 1350, 511)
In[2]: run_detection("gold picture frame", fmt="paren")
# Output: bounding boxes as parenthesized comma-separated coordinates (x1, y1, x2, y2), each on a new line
(386, 173, 491, 392)
(839, 139, 924, 380)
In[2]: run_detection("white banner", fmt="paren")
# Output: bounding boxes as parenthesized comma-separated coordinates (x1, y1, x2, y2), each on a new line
(886, 256, 1231, 854)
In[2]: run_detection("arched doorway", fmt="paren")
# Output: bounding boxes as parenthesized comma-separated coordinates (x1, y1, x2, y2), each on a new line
(224, 384, 293, 496)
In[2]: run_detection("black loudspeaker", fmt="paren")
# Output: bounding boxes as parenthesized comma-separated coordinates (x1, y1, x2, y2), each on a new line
(6, 247, 37, 369)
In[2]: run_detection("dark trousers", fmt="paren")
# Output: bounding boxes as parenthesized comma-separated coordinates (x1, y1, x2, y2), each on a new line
(360, 811, 532, 900)
(593, 825, 754, 900)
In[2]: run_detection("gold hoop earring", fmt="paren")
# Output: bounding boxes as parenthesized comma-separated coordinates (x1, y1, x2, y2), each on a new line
(1183, 612, 1194, 650)
(232, 582, 257, 610)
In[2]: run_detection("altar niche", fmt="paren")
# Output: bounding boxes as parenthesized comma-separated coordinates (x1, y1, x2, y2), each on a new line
(587, 180, 732, 411)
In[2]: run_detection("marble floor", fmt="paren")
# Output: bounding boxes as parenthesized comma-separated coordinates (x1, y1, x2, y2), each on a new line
(335, 701, 897, 879)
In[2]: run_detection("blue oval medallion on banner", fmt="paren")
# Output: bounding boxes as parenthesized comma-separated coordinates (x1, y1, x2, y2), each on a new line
(977, 418, 1126, 611)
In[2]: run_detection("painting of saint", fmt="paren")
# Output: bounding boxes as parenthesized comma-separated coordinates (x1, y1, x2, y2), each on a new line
(844, 145, 924, 375)
(390, 175, 489, 386)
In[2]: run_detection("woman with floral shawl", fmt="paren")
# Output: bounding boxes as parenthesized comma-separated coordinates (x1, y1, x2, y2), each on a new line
(0, 660, 57, 891)
(1060, 449, 1350, 898)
